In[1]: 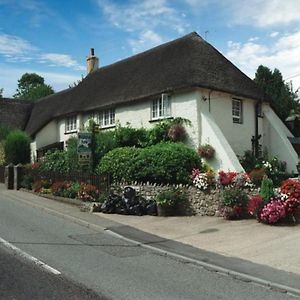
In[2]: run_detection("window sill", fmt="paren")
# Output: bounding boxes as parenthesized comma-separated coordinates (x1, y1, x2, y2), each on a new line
(99, 124, 116, 130)
(149, 116, 173, 123)
(64, 130, 78, 135)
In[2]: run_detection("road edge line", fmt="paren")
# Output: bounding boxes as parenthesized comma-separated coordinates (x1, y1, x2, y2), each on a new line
(0, 236, 61, 275)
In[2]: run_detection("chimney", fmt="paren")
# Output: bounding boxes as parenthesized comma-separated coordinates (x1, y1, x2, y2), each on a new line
(86, 48, 99, 74)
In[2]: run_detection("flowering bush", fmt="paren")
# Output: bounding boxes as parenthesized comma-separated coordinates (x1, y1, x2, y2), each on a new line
(191, 168, 201, 181)
(260, 199, 286, 224)
(77, 182, 99, 202)
(218, 171, 237, 187)
(233, 173, 254, 189)
(193, 170, 215, 190)
(280, 179, 300, 198)
(247, 194, 263, 218)
(32, 179, 51, 193)
(51, 181, 71, 196)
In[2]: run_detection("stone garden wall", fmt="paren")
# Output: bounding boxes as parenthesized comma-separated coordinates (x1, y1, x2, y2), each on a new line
(111, 183, 259, 216)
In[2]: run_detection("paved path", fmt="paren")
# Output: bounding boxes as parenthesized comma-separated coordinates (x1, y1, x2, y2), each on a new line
(96, 212, 300, 275)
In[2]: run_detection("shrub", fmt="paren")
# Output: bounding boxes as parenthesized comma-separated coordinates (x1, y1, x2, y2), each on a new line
(40, 150, 70, 173)
(66, 137, 80, 172)
(260, 176, 274, 203)
(21, 174, 34, 190)
(94, 130, 117, 166)
(280, 179, 300, 198)
(221, 188, 249, 220)
(155, 189, 187, 207)
(218, 171, 237, 187)
(260, 199, 286, 224)
(77, 182, 99, 202)
(32, 179, 51, 193)
(193, 170, 215, 190)
(114, 125, 148, 148)
(247, 194, 263, 218)
(50, 181, 70, 196)
(134, 142, 201, 184)
(96, 147, 142, 182)
(198, 144, 215, 160)
(222, 188, 249, 208)
(4, 130, 31, 164)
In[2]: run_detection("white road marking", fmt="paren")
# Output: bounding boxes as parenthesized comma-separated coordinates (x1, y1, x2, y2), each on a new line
(0, 236, 61, 275)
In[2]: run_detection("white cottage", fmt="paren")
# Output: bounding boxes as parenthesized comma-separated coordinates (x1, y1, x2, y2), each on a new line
(25, 32, 298, 173)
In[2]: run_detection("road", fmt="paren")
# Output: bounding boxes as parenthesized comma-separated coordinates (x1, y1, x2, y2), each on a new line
(0, 187, 298, 300)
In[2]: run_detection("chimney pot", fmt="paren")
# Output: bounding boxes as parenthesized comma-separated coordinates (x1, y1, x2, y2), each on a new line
(91, 48, 94, 56)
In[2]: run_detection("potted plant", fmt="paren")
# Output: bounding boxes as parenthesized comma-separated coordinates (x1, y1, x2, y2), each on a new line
(155, 189, 186, 217)
(198, 144, 215, 160)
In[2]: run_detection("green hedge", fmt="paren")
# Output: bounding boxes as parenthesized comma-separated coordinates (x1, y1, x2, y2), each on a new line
(96, 147, 142, 182)
(4, 130, 31, 164)
(97, 142, 201, 184)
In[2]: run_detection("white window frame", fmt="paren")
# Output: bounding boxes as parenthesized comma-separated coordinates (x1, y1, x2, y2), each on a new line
(94, 108, 115, 128)
(65, 115, 77, 133)
(152, 93, 171, 120)
(232, 98, 243, 124)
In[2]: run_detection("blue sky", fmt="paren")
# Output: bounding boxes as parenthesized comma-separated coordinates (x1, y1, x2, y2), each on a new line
(1, 0, 300, 97)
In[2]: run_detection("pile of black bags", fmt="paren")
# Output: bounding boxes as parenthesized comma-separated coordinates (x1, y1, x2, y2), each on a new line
(100, 187, 157, 216)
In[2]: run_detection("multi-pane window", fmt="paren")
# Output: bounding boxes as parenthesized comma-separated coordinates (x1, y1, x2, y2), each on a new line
(94, 109, 115, 127)
(65, 116, 77, 132)
(232, 98, 243, 124)
(152, 94, 171, 120)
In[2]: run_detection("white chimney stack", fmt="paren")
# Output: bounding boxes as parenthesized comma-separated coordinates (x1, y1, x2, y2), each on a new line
(86, 48, 99, 74)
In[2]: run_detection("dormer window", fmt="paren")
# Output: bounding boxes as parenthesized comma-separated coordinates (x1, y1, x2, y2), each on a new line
(152, 94, 171, 120)
(65, 115, 77, 133)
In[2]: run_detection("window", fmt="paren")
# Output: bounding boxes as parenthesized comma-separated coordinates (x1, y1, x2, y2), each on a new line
(65, 116, 77, 133)
(152, 94, 171, 120)
(232, 98, 243, 124)
(94, 108, 115, 128)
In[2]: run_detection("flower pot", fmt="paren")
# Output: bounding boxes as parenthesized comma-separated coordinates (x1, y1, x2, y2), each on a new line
(157, 204, 176, 217)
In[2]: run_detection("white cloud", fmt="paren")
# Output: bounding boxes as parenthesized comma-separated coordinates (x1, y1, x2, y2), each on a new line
(0, 33, 36, 56)
(98, 0, 188, 53)
(129, 30, 163, 53)
(270, 32, 279, 38)
(39, 53, 85, 71)
(228, 0, 300, 27)
(225, 29, 300, 91)
(248, 37, 259, 42)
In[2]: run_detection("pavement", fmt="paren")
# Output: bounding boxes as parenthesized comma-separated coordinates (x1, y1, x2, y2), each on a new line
(2, 184, 300, 296)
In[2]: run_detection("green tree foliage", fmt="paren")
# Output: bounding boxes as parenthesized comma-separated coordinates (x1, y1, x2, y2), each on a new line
(0, 88, 3, 98)
(14, 73, 54, 101)
(254, 65, 298, 121)
(4, 130, 31, 164)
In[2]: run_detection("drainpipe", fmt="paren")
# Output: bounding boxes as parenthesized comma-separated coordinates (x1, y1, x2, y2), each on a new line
(254, 101, 262, 158)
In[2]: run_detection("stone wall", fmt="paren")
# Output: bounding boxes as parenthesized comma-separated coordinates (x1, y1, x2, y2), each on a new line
(110, 183, 258, 216)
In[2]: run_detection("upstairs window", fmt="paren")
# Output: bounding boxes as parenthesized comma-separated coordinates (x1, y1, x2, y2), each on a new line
(232, 98, 243, 124)
(152, 94, 171, 120)
(65, 116, 77, 133)
(95, 108, 115, 128)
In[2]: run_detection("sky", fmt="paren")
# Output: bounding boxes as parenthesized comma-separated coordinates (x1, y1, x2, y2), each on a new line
(1, 0, 300, 98)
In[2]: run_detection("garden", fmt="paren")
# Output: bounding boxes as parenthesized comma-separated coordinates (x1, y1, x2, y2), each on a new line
(2, 118, 299, 225)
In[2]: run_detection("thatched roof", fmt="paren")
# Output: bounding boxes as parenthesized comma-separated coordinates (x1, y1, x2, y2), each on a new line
(0, 98, 33, 130)
(26, 32, 266, 136)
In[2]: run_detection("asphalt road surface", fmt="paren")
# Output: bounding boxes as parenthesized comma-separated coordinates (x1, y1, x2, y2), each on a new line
(0, 188, 298, 300)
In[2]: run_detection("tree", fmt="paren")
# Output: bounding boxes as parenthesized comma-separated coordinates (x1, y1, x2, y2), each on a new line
(14, 73, 54, 101)
(254, 65, 299, 121)
(4, 130, 31, 164)
(0, 88, 3, 98)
